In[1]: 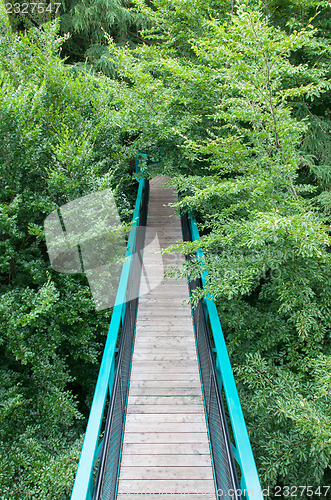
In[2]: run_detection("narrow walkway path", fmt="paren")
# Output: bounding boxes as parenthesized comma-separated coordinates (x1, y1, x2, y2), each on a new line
(116, 176, 217, 500)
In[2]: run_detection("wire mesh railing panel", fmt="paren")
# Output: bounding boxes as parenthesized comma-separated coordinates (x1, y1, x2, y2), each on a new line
(98, 297, 137, 500)
(92, 181, 149, 500)
(181, 213, 241, 500)
(191, 288, 240, 499)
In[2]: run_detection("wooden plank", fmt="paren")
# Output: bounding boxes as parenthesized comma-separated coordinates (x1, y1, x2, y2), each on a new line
(132, 343, 197, 352)
(146, 244, 183, 250)
(128, 372, 200, 381)
(137, 303, 189, 309)
(147, 214, 179, 218)
(138, 303, 189, 308)
(129, 368, 200, 376)
(147, 222, 180, 226)
(136, 314, 192, 319)
(147, 202, 176, 207)
(133, 337, 196, 345)
(124, 422, 207, 433)
(132, 349, 197, 356)
(140, 292, 190, 298)
(122, 432, 209, 444)
(119, 466, 213, 480)
(120, 454, 212, 468)
(148, 203, 177, 209)
(134, 330, 194, 337)
(138, 298, 189, 304)
(130, 355, 199, 364)
(134, 332, 194, 338)
(127, 396, 203, 406)
(117, 479, 215, 494)
(147, 229, 183, 233)
(142, 265, 185, 270)
(147, 213, 178, 217)
(136, 312, 192, 318)
(139, 290, 189, 297)
(132, 346, 195, 352)
(148, 189, 176, 195)
(131, 351, 197, 358)
(137, 309, 190, 315)
(133, 358, 195, 362)
(146, 237, 182, 243)
(131, 354, 197, 361)
(136, 321, 193, 327)
(131, 348, 196, 356)
(164, 219, 186, 232)
(136, 322, 193, 328)
(140, 290, 188, 296)
(133, 337, 195, 344)
(133, 334, 195, 340)
(126, 405, 204, 414)
(131, 353, 197, 361)
(132, 374, 199, 380)
(133, 345, 197, 351)
(130, 361, 200, 371)
(134, 335, 195, 341)
(148, 197, 176, 203)
(137, 304, 190, 310)
(122, 442, 211, 455)
(142, 262, 183, 268)
(150, 286, 186, 292)
(136, 320, 193, 336)
(148, 235, 183, 241)
(128, 387, 201, 397)
(146, 233, 183, 240)
(135, 326, 193, 332)
(147, 216, 178, 220)
(138, 304, 189, 309)
(147, 207, 178, 211)
(136, 314, 192, 321)
(149, 240, 183, 246)
(140, 286, 188, 292)
(129, 372, 201, 381)
(125, 413, 205, 423)
(138, 297, 189, 303)
(141, 282, 185, 288)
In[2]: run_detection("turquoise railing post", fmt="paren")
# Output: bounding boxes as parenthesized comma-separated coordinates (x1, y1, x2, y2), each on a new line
(188, 217, 264, 500)
(70, 177, 146, 500)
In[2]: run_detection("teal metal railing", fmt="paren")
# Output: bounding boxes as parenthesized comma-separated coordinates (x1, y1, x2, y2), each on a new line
(70, 177, 147, 500)
(186, 215, 264, 500)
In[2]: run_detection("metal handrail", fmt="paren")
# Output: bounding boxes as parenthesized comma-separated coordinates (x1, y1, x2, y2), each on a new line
(190, 275, 241, 498)
(70, 177, 147, 500)
(91, 296, 130, 500)
(92, 355, 121, 499)
(186, 215, 264, 500)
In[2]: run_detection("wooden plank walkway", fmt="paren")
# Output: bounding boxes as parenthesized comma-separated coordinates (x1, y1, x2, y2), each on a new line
(116, 176, 216, 500)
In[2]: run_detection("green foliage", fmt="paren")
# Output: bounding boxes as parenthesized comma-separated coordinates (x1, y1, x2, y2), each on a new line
(0, 10, 138, 498)
(59, 0, 150, 74)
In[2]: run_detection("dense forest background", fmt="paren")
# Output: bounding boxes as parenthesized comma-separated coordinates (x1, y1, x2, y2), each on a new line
(0, 1, 330, 498)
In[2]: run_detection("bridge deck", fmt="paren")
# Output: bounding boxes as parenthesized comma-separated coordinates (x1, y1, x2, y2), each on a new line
(116, 176, 217, 500)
